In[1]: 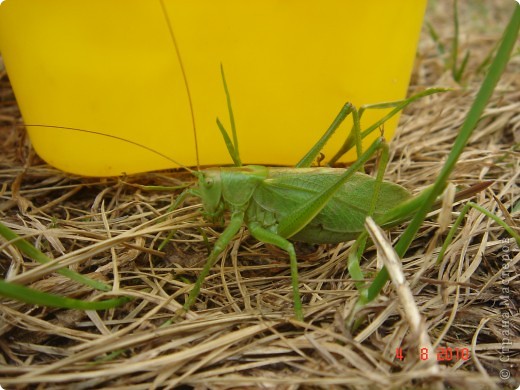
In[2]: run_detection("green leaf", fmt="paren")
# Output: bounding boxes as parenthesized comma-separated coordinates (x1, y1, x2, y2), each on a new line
(0, 280, 130, 310)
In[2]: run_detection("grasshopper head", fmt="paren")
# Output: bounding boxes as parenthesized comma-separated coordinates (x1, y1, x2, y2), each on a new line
(194, 170, 225, 224)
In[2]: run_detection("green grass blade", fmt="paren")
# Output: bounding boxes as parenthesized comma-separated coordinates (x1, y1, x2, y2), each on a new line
(466, 202, 520, 246)
(454, 50, 471, 83)
(436, 203, 470, 264)
(367, 5, 520, 302)
(436, 202, 520, 265)
(0, 221, 112, 292)
(451, 0, 461, 82)
(450, 0, 471, 83)
(220, 64, 242, 167)
(426, 21, 445, 55)
(0, 280, 130, 310)
(216, 117, 240, 166)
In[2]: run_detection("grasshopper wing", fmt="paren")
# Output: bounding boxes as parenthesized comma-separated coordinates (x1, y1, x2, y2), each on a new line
(251, 168, 412, 244)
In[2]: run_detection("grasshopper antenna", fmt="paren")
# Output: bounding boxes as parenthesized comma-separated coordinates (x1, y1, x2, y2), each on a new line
(159, 0, 200, 170)
(20, 124, 200, 176)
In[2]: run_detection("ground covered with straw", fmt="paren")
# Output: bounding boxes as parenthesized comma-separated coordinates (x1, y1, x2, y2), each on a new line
(1, 2, 519, 389)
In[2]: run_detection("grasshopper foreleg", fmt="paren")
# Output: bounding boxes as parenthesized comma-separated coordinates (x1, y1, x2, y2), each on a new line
(182, 210, 245, 313)
(248, 221, 302, 321)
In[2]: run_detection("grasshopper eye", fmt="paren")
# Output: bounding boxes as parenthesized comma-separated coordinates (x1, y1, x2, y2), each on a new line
(204, 178, 214, 188)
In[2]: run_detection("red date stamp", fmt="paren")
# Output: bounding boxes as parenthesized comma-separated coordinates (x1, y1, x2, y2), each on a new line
(395, 347, 470, 361)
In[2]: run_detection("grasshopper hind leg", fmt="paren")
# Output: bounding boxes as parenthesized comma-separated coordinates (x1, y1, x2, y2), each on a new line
(247, 221, 303, 321)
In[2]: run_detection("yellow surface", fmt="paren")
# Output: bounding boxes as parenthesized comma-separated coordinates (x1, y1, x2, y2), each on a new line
(0, 0, 427, 176)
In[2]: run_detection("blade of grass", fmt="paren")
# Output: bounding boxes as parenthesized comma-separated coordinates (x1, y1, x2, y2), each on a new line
(426, 21, 446, 55)
(451, 0, 461, 81)
(366, 5, 520, 303)
(437, 202, 520, 264)
(0, 221, 112, 292)
(0, 280, 130, 310)
(220, 64, 241, 167)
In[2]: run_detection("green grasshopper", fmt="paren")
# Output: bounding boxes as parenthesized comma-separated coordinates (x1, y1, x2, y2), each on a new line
(21, 75, 451, 322)
(177, 71, 481, 321)
(17, 2, 519, 322)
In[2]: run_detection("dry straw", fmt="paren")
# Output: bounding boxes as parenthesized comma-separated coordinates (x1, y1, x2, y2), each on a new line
(0, 2, 519, 389)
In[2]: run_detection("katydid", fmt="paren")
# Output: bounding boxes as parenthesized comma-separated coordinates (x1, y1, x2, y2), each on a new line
(16, 28, 477, 323)
(17, 0, 511, 322)
(176, 70, 488, 321)
(22, 84, 455, 322)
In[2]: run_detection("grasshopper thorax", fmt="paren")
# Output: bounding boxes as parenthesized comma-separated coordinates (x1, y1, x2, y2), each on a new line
(194, 166, 269, 223)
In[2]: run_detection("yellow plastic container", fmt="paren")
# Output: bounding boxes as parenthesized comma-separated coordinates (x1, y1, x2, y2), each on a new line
(0, 0, 427, 177)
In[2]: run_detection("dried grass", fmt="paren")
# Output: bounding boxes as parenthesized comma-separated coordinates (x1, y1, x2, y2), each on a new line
(1, 2, 519, 389)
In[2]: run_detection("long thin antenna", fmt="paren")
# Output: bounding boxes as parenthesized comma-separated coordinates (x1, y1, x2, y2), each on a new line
(21, 124, 199, 176)
(159, 0, 200, 170)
